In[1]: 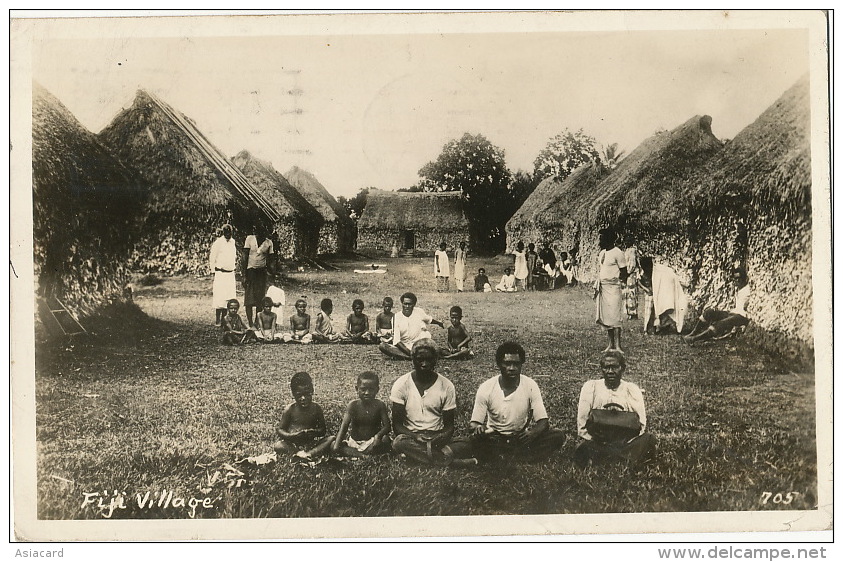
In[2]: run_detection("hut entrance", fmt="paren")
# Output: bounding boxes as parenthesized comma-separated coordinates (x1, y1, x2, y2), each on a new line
(402, 230, 415, 250)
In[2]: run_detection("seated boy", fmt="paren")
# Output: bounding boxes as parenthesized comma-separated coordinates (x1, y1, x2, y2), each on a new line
(440, 306, 474, 360)
(312, 298, 341, 344)
(331, 371, 392, 457)
(221, 299, 256, 345)
(340, 299, 377, 344)
(283, 298, 313, 344)
(273, 372, 335, 460)
(495, 268, 517, 292)
(474, 268, 492, 292)
(375, 297, 395, 343)
(254, 296, 283, 342)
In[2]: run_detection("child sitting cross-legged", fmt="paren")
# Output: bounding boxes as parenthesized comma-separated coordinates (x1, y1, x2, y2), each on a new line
(254, 296, 283, 343)
(440, 305, 474, 360)
(283, 298, 313, 344)
(331, 371, 392, 457)
(312, 298, 341, 344)
(221, 299, 256, 345)
(374, 297, 395, 343)
(273, 372, 335, 461)
(340, 299, 377, 344)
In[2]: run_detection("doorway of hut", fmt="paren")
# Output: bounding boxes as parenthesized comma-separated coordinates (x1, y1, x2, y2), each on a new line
(402, 230, 415, 251)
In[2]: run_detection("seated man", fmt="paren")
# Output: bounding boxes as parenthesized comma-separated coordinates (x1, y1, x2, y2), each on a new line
(684, 267, 750, 344)
(574, 350, 657, 468)
(465, 342, 567, 462)
(379, 292, 445, 359)
(390, 339, 473, 467)
(474, 268, 492, 293)
(495, 267, 517, 292)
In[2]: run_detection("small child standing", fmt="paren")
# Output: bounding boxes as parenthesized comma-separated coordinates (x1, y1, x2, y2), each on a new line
(440, 305, 474, 359)
(283, 298, 313, 344)
(221, 299, 256, 345)
(254, 296, 282, 342)
(312, 298, 340, 344)
(273, 372, 335, 460)
(340, 299, 377, 344)
(375, 297, 395, 343)
(332, 371, 392, 457)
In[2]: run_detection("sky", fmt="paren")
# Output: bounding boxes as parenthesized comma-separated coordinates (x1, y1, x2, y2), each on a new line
(29, 14, 812, 200)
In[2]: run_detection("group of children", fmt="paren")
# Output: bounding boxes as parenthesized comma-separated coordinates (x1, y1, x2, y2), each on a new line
(222, 296, 397, 345)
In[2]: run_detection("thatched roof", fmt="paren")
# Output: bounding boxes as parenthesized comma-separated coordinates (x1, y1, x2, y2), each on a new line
(507, 162, 610, 231)
(98, 90, 278, 224)
(358, 190, 469, 230)
(284, 166, 352, 227)
(232, 150, 323, 226)
(688, 74, 811, 218)
(582, 115, 723, 230)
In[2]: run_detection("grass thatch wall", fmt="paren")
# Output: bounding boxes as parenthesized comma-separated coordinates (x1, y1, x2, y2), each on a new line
(232, 151, 323, 259)
(357, 190, 470, 254)
(32, 83, 144, 320)
(98, 90, 276, 274)
(285, 166, 354, 254)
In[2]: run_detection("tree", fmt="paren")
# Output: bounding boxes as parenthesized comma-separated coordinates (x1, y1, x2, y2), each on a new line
(599, 143, 626, 170)
(509, 169, 540, 214)
(533, 128, 600, 181)
(417, 133, 513, 253)
(339, 188, 372, 221)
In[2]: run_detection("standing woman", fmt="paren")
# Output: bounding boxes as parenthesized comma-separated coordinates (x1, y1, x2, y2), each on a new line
(209, 224, 237, 325)
(594, 228, 628, 352)
(453, 241, 468, 292)
(434, 242, 451, 292)
(512, 241, 528, 291)
(243, 225, 274, 327)
(623, 234, 641, 320)
(525, 243, 539, 291)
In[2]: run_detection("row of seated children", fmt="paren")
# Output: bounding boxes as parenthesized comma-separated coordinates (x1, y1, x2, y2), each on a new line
(221, 297, 396, 345)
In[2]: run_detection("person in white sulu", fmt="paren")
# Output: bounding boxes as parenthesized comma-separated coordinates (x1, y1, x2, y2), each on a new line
(209, 224, 237, 325)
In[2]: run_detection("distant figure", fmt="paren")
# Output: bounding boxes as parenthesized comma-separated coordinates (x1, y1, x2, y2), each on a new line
(574, 351, 657, 468)
(209, 224, 237, 326)
(594, 228, 628, 352)
(254, 296, 283, 343)
(454, 241, 468, 292)
(526, 243, 539, 291)
(495, 267, 517, 292)
(273, 372, 335, 461)
(474, 268, 492, 293)
(434, 242, 451, 292)
(220, 299, 255, 345)
(638, 257, 688, 335)
(341, 299, 377, 344)
(440, 306, 474, 360)
(332, 371, 392, 457)
(391, 243, 399, 258)
(312, 298, 341, 344)
(243, 225, 274, 327)
(379, 292, 445, 359)
(265, 274, 286, 317)
(375, 297, 395, 343)
(623, 234, 641, 320)
(284, 298, 313, 344)
(512, 241, 528, 291)
(684, 267, 751, 344)
(538, 243, 557, 274)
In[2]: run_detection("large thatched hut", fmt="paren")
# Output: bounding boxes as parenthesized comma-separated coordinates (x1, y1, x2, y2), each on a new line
(32, 83, 143, 321)
(98, 90, 279, 274)
(357, 190, 470, 255)
(505, 162, 610, 253)
(232, 150, 323, 259)
(683, 75, 813, 362)
(284, 166, 354, 255)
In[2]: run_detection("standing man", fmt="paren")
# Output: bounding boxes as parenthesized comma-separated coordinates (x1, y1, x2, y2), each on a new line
(434, 242, 450, 292)
(209, 224, 237, 326)
(243, 225, 274, 327)
(465, 341, 567, 462)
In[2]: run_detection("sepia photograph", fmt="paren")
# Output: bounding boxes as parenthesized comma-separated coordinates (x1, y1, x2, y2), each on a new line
(9, 9, 832, 541)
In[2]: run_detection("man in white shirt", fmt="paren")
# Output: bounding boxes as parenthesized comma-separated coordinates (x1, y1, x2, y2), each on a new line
(379, 292, 445, 359)
(464, 342, 566, 462)
(209, 224, 237, 325)
(574, 351, 657, 468)
(683, 267, 751, 344)
(494, 267, 517, 292)
(390, 339, 464, 466)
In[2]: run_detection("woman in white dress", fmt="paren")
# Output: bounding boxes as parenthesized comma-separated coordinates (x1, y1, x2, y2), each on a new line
(512, 241, 528, 291)
(453, 241, 467, 292)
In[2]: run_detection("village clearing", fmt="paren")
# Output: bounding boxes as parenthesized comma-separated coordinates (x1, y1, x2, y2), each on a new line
(35, 257, 817, 519)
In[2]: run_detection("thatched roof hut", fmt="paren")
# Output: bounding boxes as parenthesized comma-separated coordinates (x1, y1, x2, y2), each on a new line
(32, 82, 143, 320)
(357, 190, 470, 255)
(284, 166, 354, 254)
(232, 150, 323, 259)
(683, 74, 812, 362)
(98, 90, 279, 274)
(506, 162, 610, 253)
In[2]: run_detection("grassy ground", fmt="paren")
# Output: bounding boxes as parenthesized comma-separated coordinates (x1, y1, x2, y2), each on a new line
(35, 256, 817, 519)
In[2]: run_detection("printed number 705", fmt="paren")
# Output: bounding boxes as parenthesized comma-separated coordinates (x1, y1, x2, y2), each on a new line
(760, 492, 800, 505)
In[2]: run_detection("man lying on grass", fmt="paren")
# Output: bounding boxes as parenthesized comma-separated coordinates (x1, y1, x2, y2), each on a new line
(390, 339, 475, 467)
(273, 372, 334, 461)
(463, 341, 567, 462)
(332, 371, 392, 457)
(574, 350, 657, 468)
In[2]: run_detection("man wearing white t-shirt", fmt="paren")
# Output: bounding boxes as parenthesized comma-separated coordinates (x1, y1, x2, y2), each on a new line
(379, 292, 445, 359)
(390, 339, 468, 466)
(466, 341, 567, 462)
